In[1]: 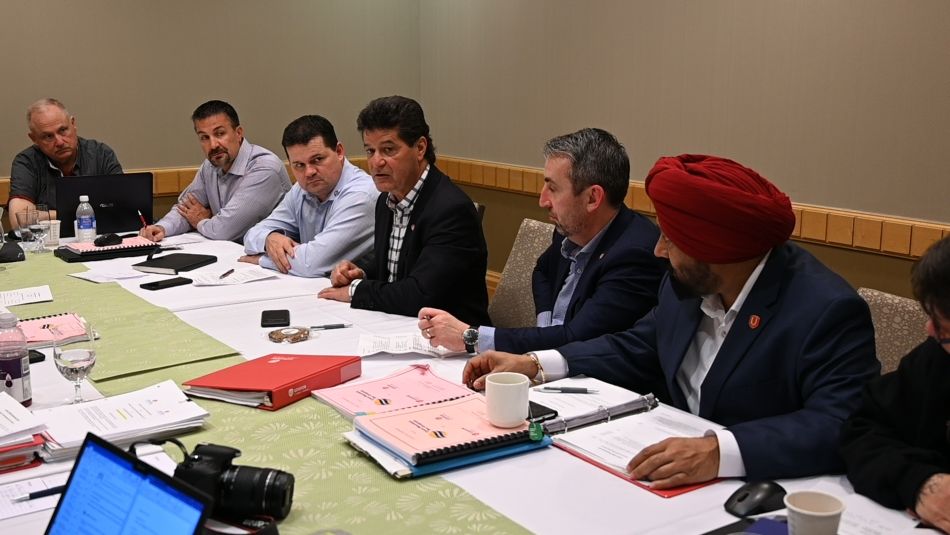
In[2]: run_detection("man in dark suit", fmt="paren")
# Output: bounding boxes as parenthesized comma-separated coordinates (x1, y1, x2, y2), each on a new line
(418, 128, 664, 355)
(464, 154, 879, 488)
(320, 96, 489, 326)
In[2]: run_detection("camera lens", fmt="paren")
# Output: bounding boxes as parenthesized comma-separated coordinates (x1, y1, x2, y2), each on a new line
(219, 466, 295, 519)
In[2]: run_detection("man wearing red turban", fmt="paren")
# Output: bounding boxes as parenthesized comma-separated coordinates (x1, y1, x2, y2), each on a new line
(465, 154, 879, 487)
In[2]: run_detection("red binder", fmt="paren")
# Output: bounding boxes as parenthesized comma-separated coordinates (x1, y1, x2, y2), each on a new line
(0, 434, 45, 473)
(183, 354, 361, 411)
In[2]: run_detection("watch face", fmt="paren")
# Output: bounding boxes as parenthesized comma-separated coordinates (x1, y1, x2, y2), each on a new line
(463, 328, 478, 344)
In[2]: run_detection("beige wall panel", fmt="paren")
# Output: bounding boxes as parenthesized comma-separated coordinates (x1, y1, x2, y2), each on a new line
(0, 0, 420, 173)
(826, 214, 854, 246)
(792, 209, 803, 238)
(420, 0, 950, 225)
(910, 225, 944, 257)
(881, 221, 913, 255)
(153, 170, 180, 196)
(853, 218, 884, 251)
(800, 210, 828, 241)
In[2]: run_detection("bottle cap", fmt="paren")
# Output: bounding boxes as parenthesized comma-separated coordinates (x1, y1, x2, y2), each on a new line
(0, 312, 17, 328)
(79, 195, 89, 202)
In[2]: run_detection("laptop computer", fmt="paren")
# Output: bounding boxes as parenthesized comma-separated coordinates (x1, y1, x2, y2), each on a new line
(55, 172, 153, 238)
(45, 433, 211, 535)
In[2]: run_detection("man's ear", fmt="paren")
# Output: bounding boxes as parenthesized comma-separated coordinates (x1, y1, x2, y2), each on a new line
(414, 136, 428, 163)
(587, 184, 606, 212)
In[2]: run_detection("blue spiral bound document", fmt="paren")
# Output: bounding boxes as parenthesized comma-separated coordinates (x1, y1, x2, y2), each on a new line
(344, 429, 552, 479)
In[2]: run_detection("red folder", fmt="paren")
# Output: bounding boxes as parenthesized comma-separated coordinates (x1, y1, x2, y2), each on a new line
(0, 434, 45, 473)
(553, 441, 719, 498)
(184, 354, 361, 411)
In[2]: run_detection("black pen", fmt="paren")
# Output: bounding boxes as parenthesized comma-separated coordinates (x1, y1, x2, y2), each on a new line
(537, 386, 599, 394)
(310, 323, 353, 331)
(219, 268, 235, 279)
(11, 485, 66, 503)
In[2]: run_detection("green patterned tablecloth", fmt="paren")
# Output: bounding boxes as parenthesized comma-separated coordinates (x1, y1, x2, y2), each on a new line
(2, 255, 237, 380)
(5, 254, 528, 534)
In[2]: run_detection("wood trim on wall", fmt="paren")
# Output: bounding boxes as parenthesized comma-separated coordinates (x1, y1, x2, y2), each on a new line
(3, 155, 948, 259)
(430, 156, 950, 261)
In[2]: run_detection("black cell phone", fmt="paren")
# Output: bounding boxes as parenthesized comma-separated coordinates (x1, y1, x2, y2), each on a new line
(140, 277, 193, 291)
(29, 349, 46, 363)
(528, 401, 558, 423)
(261, 309, 290, 328)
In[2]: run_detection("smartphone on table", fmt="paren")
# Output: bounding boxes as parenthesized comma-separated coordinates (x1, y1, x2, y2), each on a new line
(261, 309, 291, 328)
(140, 277, 193, 291)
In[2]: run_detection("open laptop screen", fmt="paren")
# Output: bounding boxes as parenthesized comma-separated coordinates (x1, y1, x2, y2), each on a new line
(45, 433, 209, 535)
(55, 172, 153, 238)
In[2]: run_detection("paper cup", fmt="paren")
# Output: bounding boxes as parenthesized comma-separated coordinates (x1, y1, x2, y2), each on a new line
(47, 219, 61, 246)
(485, 372, 529, 428)
(784, 490, 844, 535)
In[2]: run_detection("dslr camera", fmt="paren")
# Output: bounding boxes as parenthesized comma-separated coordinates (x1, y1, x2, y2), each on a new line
(175, 443, 295, 520)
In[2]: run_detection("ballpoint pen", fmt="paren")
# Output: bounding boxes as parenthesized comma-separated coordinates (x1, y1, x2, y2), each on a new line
(137, 209, 148, 229)
(11, 485, 66, 503)
(219, 268, 235, 279)
(537, 386, 600, 394)
(310, 324, 353, 331)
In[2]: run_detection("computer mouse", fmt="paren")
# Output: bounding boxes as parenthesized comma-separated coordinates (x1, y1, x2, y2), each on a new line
(724, 480, 787, 517)
(94, 233, 123, 246)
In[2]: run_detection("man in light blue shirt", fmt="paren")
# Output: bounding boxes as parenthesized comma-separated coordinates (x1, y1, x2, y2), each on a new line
(141, 100, 291, 242)
(240, 115, 377, 277)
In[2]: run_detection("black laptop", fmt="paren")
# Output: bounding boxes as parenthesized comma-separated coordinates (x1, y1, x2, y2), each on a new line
(55, 172, 153, 238)
(45, 433, 211, 535)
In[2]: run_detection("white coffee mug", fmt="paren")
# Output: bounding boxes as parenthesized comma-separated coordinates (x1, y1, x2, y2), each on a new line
(485, 372, 529, 428)
(784, 490, 844, 535)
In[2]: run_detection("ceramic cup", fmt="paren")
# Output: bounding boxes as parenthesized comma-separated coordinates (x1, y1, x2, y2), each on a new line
(485, 372, 529, 428)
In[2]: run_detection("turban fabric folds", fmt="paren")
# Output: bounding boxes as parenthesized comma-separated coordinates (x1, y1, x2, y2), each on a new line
(645, 154, 795, 264)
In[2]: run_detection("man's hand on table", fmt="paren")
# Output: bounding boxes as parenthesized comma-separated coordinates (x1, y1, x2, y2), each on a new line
(626, 436, 720, 489)
(462, 351, 538, 390)
(915, 473, 950, 532)
(264, 232, 298, 273)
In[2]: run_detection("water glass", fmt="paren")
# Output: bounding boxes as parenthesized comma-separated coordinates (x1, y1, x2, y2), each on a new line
(15, 210, 37, 249)
(29, 209, 50, 253)
(50, 322, 97, 404)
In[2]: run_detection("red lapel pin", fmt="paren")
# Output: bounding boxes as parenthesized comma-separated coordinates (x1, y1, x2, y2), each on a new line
(748, 314, 761, 329)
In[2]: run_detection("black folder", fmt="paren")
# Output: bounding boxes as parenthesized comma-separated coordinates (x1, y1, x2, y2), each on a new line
(132, 253, 217, 275)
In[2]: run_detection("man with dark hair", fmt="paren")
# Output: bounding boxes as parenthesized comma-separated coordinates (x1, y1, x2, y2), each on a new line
(239, 115, 377, 277)
(841, 236, 950, 532)
(319, 96, 489, 326)
(465, 154, 878, 488)
(8, 98, 123, 228)
(418, 128, 664, 354)
(141, 100, 291, 242)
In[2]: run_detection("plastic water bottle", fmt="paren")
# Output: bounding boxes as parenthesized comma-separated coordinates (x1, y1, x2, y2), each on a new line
(0, 312, 31, 407)
(76, 194, 97, 242)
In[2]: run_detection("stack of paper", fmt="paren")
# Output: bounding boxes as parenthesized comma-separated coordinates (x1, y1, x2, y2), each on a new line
(34, 380, 209, 461)
(358, 334, 466, 358)
(0, 393, 46, 472)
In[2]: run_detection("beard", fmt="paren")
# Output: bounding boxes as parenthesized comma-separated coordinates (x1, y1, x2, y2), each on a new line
(208, 149, 233, 169)
(668, 261, 720, 299)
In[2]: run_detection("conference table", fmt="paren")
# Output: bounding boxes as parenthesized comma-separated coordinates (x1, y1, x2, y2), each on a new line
(0, 235, 926, 534)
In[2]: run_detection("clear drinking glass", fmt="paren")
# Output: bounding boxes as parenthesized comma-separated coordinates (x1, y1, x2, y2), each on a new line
(14, 210, 37, 249)
(29, 209, 50, 253)
(50, 322, 97, 404)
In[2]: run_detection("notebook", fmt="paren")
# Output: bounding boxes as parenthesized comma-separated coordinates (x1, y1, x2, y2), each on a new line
(132, 253, 217, 275)
(184, 354, 361, 410)
(54, 238, 158, 262)
(353, 395, 536, 466)
(55, 172, 153, 238)
(16, 312, 91, 349)
(313, 364, 473, 420)
(45, 433, 211, 535)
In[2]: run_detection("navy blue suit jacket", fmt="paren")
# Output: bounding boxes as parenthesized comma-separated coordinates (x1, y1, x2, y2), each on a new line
(352, 166, 490, 326)
(560, 243, 879, 479)
(493, 206, 665, 353)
